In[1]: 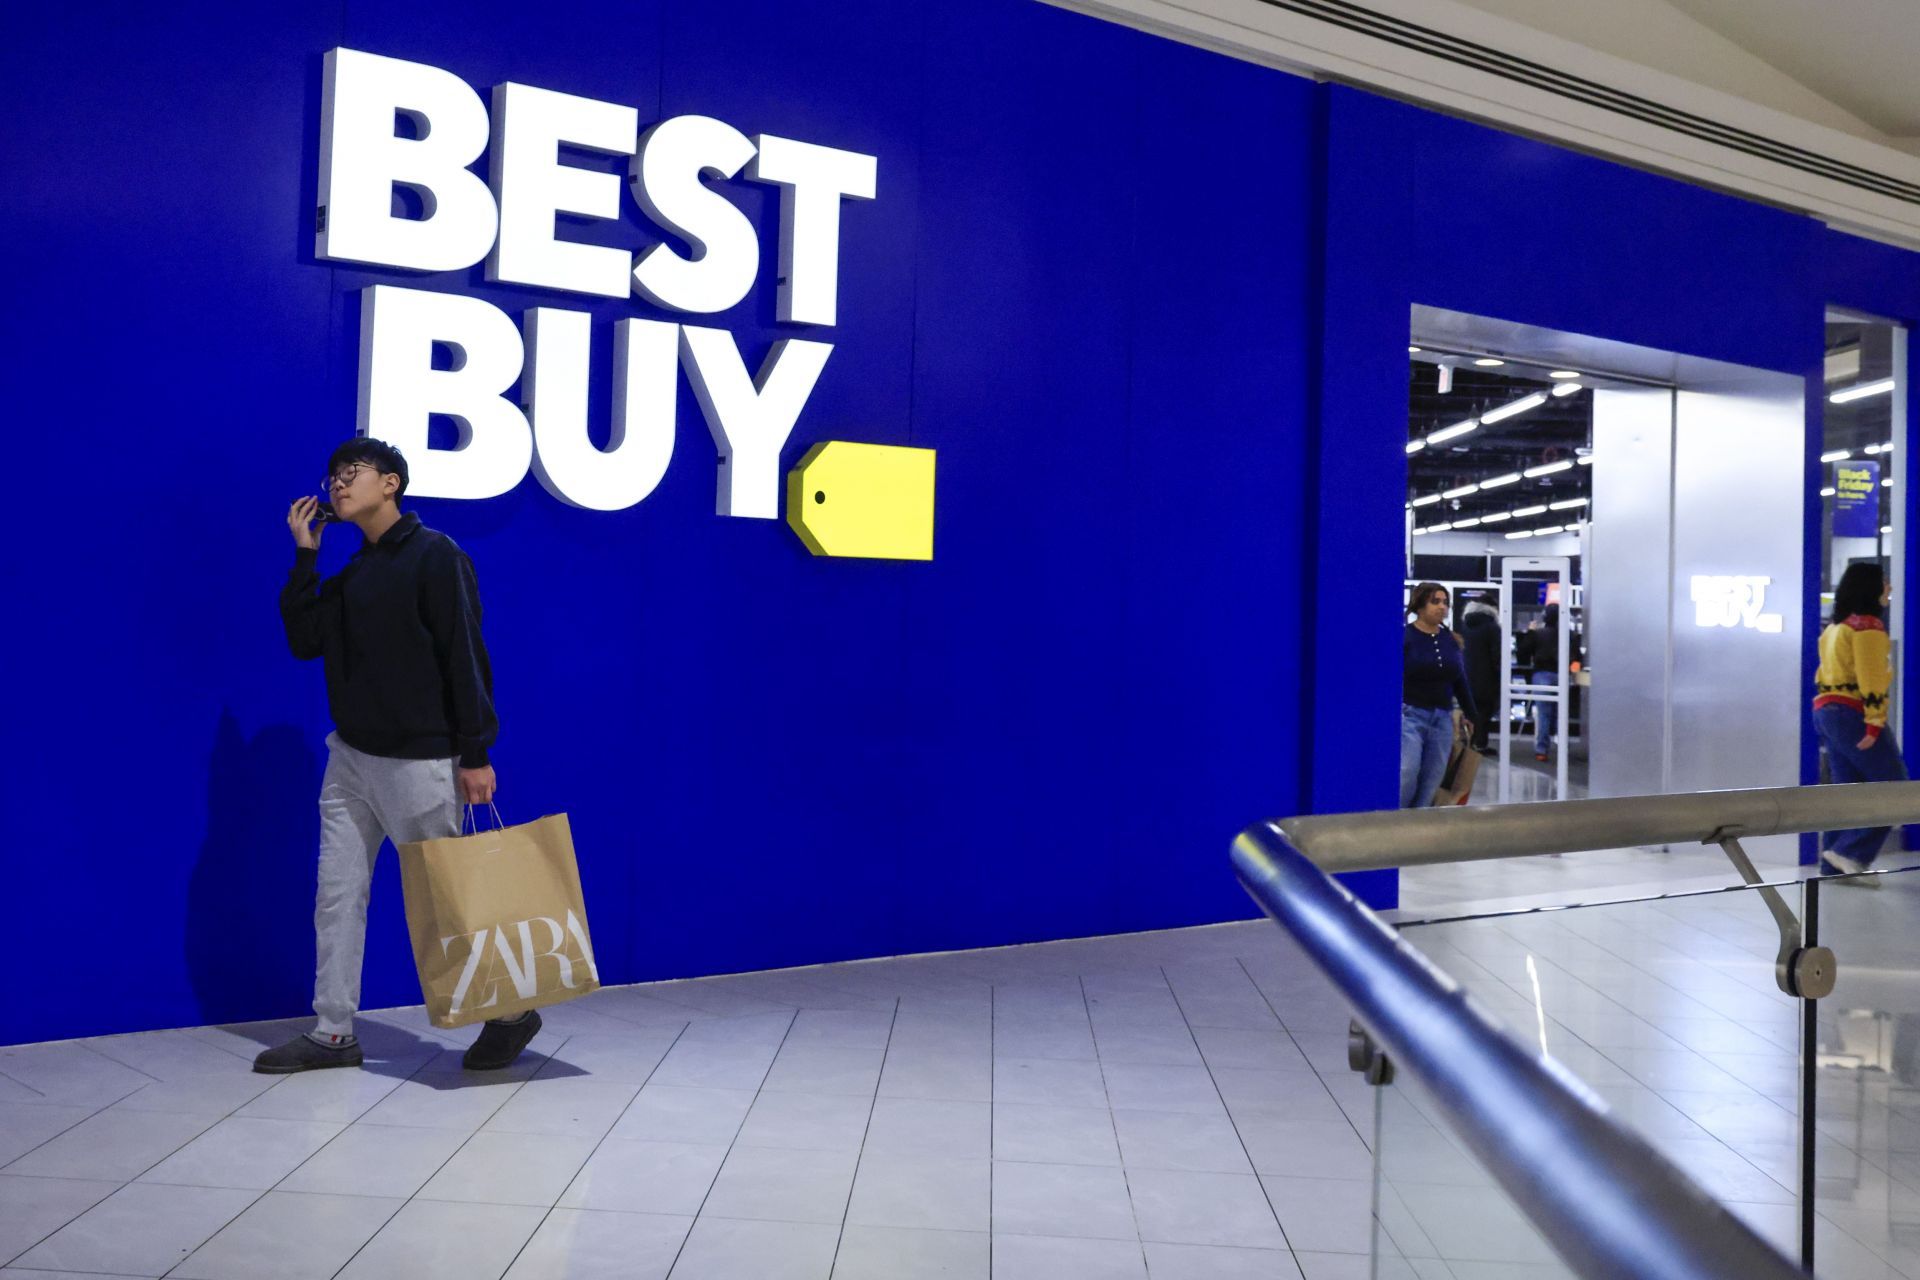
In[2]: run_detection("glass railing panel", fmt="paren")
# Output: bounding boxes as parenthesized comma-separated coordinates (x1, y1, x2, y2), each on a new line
(1814, 866, 1920, 1279)
(1372, 882, 1809, 1273)
(1372, 1060, 1571, 1277)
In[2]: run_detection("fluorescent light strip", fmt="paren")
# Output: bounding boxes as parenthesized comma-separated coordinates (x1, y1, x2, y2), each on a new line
(1427, 419, 1479, 445)
(1480, 473, 1521, 489)
(1479, 511, 1511, 524)
(1882, 525, 1894, 534)
(1577, 455, 1595, 466)
(1865, 444, 1883, 455)
(1525, 460, 1573, 477)
(1453, 516, 1482, 528)
(1549, 370, 1578, 379)
(1549, 497, 1588, 510)
(1411, 494, 1442, 507)
(1822, 449, 1852, 463)
(1884, 478, 1894, 488)
(1443, 483, 1480, 499)
(1551, 382, 1581, 398)
(1819, 487, 1836, 497)
(1406, 440, 1426, 455)
(1480, 392, 1549, 425)
(1504, 530, 1532, 540)
(1511, 504, 1548, 518)
(1831, 378, 1896, 404)
(1475, 357, 1505, 367)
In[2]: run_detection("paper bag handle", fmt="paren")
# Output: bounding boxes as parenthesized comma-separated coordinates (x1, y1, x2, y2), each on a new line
(462, 802, 507, 835)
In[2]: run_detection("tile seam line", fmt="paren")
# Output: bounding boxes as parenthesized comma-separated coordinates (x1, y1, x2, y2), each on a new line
(319, 1028, 581, 1280)
(483, 1019, 691, 1280)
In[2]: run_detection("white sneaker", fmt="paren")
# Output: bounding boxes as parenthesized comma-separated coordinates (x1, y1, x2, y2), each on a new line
(1821, 851, 1882, 885)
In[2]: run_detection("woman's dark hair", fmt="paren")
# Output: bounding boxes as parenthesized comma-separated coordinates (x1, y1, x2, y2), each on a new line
(1832, 562, 1886, 622)
(1407, 581, 1449, 618)
(327, 436, 410, 497)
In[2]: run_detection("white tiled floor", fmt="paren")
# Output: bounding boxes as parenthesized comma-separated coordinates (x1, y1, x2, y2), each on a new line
(2, 855, 1914, 1278)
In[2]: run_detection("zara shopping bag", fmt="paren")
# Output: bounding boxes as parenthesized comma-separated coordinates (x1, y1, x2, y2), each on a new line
(399, 809, 600, 1029)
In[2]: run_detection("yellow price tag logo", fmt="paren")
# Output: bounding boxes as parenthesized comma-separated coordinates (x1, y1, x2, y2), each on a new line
(786, 441, 936, 561)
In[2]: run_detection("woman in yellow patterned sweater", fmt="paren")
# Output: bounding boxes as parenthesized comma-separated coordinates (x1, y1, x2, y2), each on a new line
(1813, 562, 1904, 876)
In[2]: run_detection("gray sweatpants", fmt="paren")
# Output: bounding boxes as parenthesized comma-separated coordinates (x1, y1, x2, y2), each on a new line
(313, 732, 461, 1037)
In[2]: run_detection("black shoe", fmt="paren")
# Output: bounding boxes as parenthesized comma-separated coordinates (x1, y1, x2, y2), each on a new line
(463, 1010, 542, 1071)
(253, 1034, 363, 1074)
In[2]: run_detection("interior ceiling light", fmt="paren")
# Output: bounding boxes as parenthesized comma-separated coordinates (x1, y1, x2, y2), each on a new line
(1481, 473, 1521, 489)
(1577, 455, 1595, 466)
(1549, 497, 1588, 510)
(1551, 382, 1581, 398)
(1480, 392, 1549, 425)
(1882, 525, 1894, 534)
(1535, 525, 1565, 537)
(1865, 444, 1883, 455)
(1819, 486, 1837, 497)
(1512, 505, 1548, 518)
(1505, 529, 1533, 540)
(1831, 378, 1896, 404)
(1884, 441, 1896, 451)
(1883, 478, 1894, 488)
(1411, 493, 1442, 507)
(1821, 449, 1852, 463)
(1474, 357, 1506, 367)
(1480, 511, 1511, 523)
(1442, 483, 1480, 499)
(1525, 460, 1574, 478)
(1409, 345, 1422, 353)
(1406, 440, 1426, 455)
(1427, 419, 1479, 444)
(1453, 516, 1482, 528)
(1549, 370, 1578, 379)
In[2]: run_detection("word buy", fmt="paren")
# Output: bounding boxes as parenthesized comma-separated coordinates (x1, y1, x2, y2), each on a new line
(318, 47, 877, 516)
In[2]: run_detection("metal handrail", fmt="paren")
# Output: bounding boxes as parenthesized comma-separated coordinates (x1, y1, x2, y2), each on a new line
(1226, 782, 1920, 1279)
(1279, 780, 1920, 872)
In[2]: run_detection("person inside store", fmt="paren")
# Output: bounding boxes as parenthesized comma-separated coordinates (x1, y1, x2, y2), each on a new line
(1518, 604, 1580, 763)
(1403, 582, 1479, 807)
(1814, 561, 1905, 879)
(1460, 601, 1502, 756)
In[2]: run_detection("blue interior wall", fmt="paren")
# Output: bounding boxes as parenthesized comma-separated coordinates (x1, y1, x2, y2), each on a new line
(10, 6, 1920, 1048)
(1, 0, 1314, 1046)
(1307, 89, 1920, 879)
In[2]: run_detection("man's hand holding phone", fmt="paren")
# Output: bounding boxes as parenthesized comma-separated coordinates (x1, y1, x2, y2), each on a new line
(288, 496, 327, 551)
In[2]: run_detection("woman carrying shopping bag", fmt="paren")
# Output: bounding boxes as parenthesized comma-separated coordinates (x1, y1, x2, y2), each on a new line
(1401, 582, 1479, 808)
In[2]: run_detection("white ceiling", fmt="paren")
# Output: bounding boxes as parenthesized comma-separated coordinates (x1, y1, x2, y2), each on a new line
(1663, 0, 1920, 139)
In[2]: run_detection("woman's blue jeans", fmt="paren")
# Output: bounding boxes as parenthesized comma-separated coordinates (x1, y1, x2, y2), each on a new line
(1401, 704, 1454, 808)
(1814, 702, 1907, 866)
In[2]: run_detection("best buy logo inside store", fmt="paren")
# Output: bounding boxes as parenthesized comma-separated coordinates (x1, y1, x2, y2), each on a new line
(319, 47, 934, 561)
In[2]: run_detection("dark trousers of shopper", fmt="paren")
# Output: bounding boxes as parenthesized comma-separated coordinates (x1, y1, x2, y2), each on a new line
(1814, 702, 1908, 866)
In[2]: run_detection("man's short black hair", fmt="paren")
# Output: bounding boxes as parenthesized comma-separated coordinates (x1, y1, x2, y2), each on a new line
(327, 437, 409, 497)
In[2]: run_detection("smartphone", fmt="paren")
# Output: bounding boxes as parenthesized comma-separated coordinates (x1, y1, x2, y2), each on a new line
(314, 498, 341, 524)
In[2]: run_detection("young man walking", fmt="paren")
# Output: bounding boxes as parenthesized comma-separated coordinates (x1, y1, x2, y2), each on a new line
(254, 438, 541, 1073)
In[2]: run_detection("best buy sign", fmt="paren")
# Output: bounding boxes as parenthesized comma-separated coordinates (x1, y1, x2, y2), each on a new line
(317, 47, 933, 558)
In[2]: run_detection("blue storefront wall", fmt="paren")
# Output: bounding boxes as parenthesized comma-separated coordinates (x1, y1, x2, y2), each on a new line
(1, 1, 1315, 1046)
(1309, 88, 1920, 895)
(7, 3, 1920, 1048)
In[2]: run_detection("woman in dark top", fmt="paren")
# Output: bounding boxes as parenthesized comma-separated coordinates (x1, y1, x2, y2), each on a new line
(1403, 582, 1479, 807)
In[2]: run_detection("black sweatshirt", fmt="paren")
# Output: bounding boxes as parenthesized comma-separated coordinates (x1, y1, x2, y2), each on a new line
(279, 512, 498, 768)
(1402, 623, 1481, 725)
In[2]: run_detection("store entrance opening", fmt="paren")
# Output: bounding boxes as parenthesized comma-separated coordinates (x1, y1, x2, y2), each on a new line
(1404, 307, 1823, 903)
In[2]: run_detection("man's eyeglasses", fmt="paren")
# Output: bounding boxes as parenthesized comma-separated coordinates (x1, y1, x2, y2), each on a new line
(326, 463, 380, 491)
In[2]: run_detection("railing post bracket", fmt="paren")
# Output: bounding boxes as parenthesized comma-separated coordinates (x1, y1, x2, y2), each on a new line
(1704, 826, 1836, 999)
(1348, 1018, 1395, 1085)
